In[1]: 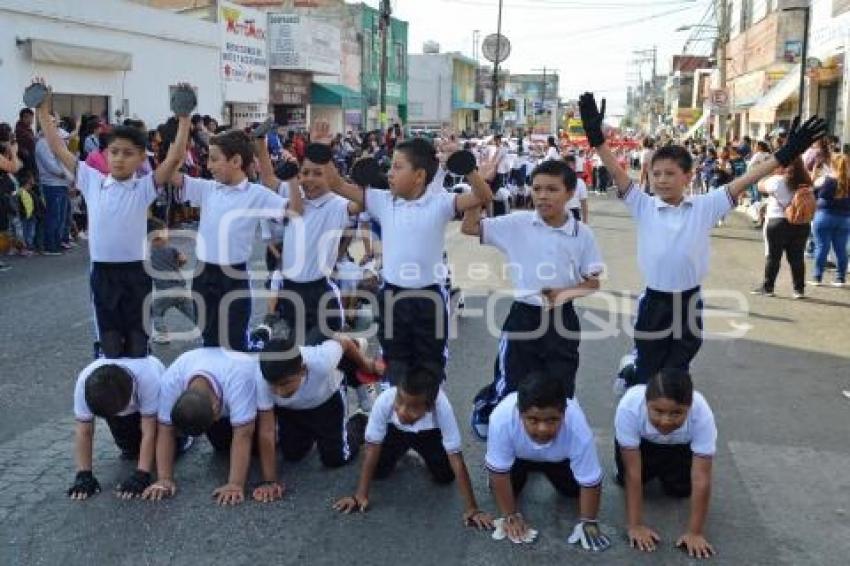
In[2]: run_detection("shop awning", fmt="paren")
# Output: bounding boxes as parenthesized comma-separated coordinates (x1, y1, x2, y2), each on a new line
(749, 69, 800, 124)
(311, 83, 362, 109)
(27, 38, 132, 71)
(682, 111, 709, 140)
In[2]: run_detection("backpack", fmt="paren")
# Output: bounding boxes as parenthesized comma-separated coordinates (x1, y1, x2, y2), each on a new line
(784, 185, 816, 225)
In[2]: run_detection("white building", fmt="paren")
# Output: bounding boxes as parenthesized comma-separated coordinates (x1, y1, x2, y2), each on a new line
(408, 51, 481, 133)
(0, 0, 223, 126)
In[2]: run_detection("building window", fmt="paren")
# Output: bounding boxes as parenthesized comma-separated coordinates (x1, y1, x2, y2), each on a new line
(740, 0, 752, 31)
(364, 30, 373, 76)
(409, 102, 423, 117)
(394, 42, 405, 80)
(51, 94, 109, 121)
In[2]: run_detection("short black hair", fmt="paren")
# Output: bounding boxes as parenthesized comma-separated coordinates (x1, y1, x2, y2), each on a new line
(651, 145, 693, 173)
(210, 129, 255, 173)
(394, 138, 439, 185)
(191, 114, 203, 125)
(171, 388, 215, 436)
(16, 168, 36, 187)
(84, 364, 133, 418)
(398, 364, 441, 408)
(517, 371, 567, 413)
(646, 368, 694, 406)
(19, 108, 34, 119)
(260, 337, 304, 385)
(107, 125, 147, 152)
(530, 159, 577, 191)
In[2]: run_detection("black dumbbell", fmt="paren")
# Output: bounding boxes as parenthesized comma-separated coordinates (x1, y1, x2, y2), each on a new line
(446, 150, 477, 176)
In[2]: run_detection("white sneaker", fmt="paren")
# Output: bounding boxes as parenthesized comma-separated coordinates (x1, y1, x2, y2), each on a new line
(809, 279, 823, 287)
(831, 281, 846, 288)
(792, 291, 805, 300)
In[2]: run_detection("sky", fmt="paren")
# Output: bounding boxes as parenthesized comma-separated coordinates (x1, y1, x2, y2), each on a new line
(357, 0, 718, 117)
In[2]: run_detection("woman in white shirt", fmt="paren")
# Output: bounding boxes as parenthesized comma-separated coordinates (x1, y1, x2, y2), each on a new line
(751, 158, 812, 298)
(544, 136, 561, 161)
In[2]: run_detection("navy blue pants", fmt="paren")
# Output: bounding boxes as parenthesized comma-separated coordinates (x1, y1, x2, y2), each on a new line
(632, 287, 703, 386)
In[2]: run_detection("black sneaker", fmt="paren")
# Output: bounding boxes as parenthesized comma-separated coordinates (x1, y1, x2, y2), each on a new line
(346, 411, 368, 448)
(750, 286, 775, 297)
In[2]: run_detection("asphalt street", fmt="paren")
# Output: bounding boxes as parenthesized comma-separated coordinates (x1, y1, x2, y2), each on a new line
(1, 193, 849, 565)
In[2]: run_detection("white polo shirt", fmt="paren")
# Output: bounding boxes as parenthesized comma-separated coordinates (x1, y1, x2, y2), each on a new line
(281, 192, 353, 282)
(157, 348, 258, 427)
(566, 178, 589, 210)
(615, 384, 716, 457)
(485, 393, 603, 487)
(74, 356, 165, 421)
(365, 387, 463, 453)
(76, 162, 158, 262)
(365, 188, 457, 288)
(256, 340, 344, 411)
(622, 181, 734, 291)
(544, 147, 561, 161)
(182, 177, 288, 265)
(481, 212, 605, 306)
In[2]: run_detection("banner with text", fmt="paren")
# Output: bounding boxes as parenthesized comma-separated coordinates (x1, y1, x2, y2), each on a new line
(220, 0, 269, 104)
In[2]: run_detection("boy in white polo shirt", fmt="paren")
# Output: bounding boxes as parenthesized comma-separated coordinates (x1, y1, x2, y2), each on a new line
(255, 122, 359, 339)
(614, 368, 717, 559)
(462, 159, 604, 439)
(333, 364, 494, 530)
(36, 79, 191, 358)
(579, 92, 827, 385)
(564, 154, 590, 223)
(328, 139, 492, 383)
(68, 355, 165, 501)
(252, 334, 382, 502)
(142, 347, 258, 505)
(485, 372, 611, 552)
(173, 133, 303, 352)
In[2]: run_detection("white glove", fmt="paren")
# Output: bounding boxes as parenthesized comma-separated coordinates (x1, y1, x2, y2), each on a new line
(567, 520, 611, 552)
(492, 518, 538, 544)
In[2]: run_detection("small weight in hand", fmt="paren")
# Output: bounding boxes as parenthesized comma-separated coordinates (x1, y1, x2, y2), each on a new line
(23, 83, 49, 109)
(351, 157, 382, 188)
(446, 150, 477, 176)
(170, 85, 197, 116)
(251, 118, 276, 139)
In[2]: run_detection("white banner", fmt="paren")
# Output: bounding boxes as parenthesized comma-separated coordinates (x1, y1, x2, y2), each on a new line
(268, 13, 341, 76)
(219, 0, 269, 104)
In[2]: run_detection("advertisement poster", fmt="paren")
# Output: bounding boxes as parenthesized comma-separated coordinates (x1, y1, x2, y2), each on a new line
(220, 0, 269, 104)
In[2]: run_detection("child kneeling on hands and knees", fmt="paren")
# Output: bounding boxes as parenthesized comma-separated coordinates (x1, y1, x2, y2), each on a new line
(615, 369, 717, 559)
(485, 372, 611, 552)
(333, 364, 494, 530)
(142, 347, 257, 505)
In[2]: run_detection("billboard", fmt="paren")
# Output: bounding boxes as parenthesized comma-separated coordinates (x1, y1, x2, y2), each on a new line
(268, 13, 341, 76)
(219, 0, 269, 104)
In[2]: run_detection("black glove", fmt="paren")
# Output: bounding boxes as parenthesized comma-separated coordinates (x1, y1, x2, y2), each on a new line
(579, 92, 607, 148)
(67, 471, 101, 498)
(116, 470, 152, 497)
(774, 115, 827, 167)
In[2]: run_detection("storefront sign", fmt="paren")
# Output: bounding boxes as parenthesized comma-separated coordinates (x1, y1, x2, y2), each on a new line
(231, 102, 269, 128)
(270, 71, 311, 106)
(220, 0, 269, 104)
(268, 13, 341, 76)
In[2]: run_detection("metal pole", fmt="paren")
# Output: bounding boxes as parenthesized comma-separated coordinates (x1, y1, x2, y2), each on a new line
(798, 6, 810, 118)
(379, 0, 391, 131)
(717, 0, 728, 141)
(490, 0, 503, 133)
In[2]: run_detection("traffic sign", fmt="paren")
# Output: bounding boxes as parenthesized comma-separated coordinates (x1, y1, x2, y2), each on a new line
(709, 89, 729, 111)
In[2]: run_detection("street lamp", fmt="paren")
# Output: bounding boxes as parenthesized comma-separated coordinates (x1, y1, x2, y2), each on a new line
(782, 0, 811, 118)
(675, 24, 719, 32)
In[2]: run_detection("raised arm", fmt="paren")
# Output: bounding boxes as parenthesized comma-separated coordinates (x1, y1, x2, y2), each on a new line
(34, 81, 78, 174)
(728, 116, 826, 199)
(154, 114, 190, 187)
(0, 142, 22, 174)
(254, 131, 281, 191)
(455, 169, 494, 212)
(460, 205, 483, 237)
(579, 93, 632, 194)
(312, 119, 365, 211)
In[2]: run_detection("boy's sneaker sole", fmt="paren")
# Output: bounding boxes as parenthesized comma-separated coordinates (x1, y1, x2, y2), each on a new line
(470, 409, 488, 442)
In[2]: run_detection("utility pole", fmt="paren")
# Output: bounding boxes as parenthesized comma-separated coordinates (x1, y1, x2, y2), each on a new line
(533, 66, 559, 132)
(379, 0, 391, 131)
(490, 0, 504, 133)
(717, 0, 729, 141)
